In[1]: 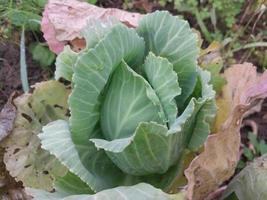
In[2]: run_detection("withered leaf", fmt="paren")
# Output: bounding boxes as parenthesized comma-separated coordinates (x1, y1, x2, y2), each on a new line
(41, 0, 143, 54)
(0, 93, 17, 142)
(185, 63, 267, 200)
(1, 81, 69, 191)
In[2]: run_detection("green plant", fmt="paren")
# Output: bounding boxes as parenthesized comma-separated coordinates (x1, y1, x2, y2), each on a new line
(244, 132, 267, 161)
(0, 0, 55, 69)
(0, 0, 46, 34)
(27, 11, 216, 198)
(174, 0, 245, 41)
(29, 42, 56, 69)
(127, 0, 244, 43)
(210, 0, 244, 28)
(238, 132, 267, 169)
(87, 0, 97, 4)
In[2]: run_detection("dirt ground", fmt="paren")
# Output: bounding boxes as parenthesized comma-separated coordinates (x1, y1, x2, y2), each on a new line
(0, 42, 51, 110)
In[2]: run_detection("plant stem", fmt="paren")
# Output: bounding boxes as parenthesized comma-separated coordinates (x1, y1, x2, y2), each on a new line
(20, 26, 29, 92)
(9, 0, 13, 8)
(194, 9, 213, 42)
(232, 42, 267, 52)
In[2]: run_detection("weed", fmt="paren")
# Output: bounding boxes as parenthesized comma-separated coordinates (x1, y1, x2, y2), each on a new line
(238, 132, 267, 169)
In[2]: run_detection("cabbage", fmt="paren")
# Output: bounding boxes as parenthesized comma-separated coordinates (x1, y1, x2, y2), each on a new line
(33, 11, 216, 199)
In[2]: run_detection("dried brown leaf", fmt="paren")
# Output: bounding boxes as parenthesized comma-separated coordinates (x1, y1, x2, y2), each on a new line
(41, 0, 143, 54)
(185, 63, 267, 200)
(1, 81, 69, 191)
(1, 147, 31, 199)
(0, 93, 17, 142)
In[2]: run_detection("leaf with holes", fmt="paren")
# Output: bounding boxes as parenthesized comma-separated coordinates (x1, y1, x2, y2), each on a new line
(0, 81, 70, 191)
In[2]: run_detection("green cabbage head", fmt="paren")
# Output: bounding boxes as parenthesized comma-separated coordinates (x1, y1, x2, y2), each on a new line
(38, 11, 216, 196)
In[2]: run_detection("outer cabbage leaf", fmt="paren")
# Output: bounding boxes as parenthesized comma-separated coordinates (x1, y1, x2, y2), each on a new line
(186, 68, 216, 150)
(137, 11, 199, 108)
(221, 154, 267, 200)
(55, 19, 116, 81)
(1, 81, 69, 191)
(92, 122, 173, 176)
(81, 19, 118, 50)
(55, 46, 78, 81)
(55, 172, 93, 195)
(39, 120, 122, 192)
(26, 183, 173, 200)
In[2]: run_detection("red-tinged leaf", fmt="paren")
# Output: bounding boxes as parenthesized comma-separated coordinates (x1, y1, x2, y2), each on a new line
(41, 0, 143, 54)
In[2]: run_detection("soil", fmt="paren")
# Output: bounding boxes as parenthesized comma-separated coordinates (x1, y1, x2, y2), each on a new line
(251, 100, 267, 141)
(0, 42, 51, 110)
(241, 99, 267, 142)
(97, 0, 124, 8)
